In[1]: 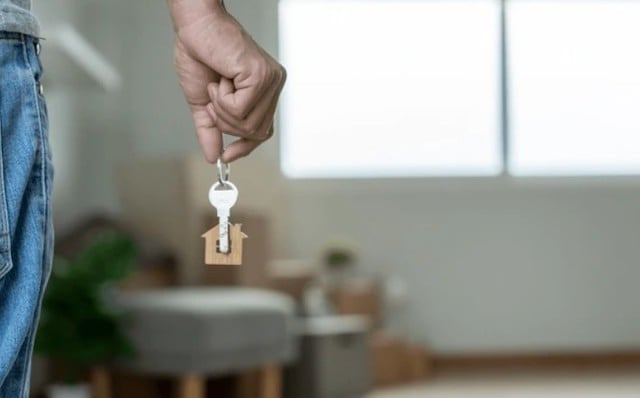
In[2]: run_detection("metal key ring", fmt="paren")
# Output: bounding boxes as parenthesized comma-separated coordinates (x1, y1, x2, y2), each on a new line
(217, 158, 231, 185)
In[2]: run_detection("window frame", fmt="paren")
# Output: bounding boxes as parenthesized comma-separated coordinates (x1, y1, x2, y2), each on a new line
(277, 0, 640, 182)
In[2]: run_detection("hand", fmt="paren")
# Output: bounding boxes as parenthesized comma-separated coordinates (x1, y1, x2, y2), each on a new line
(169, 0, 287, 163)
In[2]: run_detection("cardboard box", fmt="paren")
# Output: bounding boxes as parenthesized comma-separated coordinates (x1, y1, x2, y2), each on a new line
(328, 279, 382, 328)
(370, 333, 407, 387)
(269, 259, 318, 302)
(370, 334, 432, 387)
(269, 275, 314, 303)
(406, 344, 431, 381)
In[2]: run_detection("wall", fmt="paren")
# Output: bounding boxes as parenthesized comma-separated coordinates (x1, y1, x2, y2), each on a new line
(287, 178, 640, 353)
(33, 0, 84, 230)
(35, 0, 136, 231)
(42, 0, 640, 354)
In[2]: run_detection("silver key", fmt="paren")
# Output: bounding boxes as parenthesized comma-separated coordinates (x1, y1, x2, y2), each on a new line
(209, 181, 239, 254)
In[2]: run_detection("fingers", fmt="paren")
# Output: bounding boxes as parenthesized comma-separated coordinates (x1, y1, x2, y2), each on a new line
(191, 105, 223, 163)
(221, 125, 275, 163)
(173, 7, 288, 163)
(207, 77, 282, 140)
(216, 55, 284, 120)
(248, 92, 280, 143)
(205, 70, 281, 161)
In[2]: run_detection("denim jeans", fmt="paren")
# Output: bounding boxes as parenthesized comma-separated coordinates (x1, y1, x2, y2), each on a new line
(0, 32, 54, 397)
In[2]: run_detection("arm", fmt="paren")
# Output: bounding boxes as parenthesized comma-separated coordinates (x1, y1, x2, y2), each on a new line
(167, 0, 286, 163)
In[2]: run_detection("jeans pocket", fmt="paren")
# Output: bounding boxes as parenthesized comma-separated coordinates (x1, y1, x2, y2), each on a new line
(0, 205, 12, 280)
(0, 140, 12, 279)
(0, 102, 11, 279)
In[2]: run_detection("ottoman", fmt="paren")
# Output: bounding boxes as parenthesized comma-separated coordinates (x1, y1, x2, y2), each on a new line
(114, 287, 297, 398)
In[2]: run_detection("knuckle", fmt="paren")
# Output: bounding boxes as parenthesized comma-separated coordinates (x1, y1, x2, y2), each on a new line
(259, 59, 271, 77)
(278, 65, 287, 83)
(265, 129, 275, 140)
(251, 60, 270, 84)
(257, 127, 274, 141)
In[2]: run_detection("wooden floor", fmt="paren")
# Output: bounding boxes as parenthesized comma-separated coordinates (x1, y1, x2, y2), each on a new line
(370, 370, 640, 397)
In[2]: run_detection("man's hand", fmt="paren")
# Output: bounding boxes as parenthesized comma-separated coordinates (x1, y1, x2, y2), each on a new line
(169, 0, 286, 163)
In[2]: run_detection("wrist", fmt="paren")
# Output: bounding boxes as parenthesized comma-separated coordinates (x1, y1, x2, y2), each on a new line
(168, 0, 227, 31)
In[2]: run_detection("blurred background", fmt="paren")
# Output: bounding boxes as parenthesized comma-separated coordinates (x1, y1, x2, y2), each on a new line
(31, 0, 640, 397)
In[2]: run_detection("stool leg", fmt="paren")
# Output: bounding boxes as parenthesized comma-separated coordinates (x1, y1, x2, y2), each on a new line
(176, 374, 206, 398)
(237, 370, 258, 398)
(257, 365, 281, 398)
(91, 367, 111, 398)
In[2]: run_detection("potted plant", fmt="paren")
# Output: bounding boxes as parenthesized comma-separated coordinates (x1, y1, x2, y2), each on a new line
(35, 232, 137, 398)
(321, 241, 358, 286)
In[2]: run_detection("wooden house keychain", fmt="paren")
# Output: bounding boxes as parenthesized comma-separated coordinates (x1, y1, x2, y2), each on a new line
(201, 159, 247, 265)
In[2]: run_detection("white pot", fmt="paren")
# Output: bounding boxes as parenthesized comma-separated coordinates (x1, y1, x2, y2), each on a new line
(47, 384, 91, 398)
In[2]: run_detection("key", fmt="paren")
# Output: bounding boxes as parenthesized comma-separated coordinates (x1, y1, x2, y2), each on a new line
(209, 181, 239, 254)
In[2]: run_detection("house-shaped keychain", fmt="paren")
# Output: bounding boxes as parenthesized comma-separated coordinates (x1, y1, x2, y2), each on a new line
(201, 223, 248, 265)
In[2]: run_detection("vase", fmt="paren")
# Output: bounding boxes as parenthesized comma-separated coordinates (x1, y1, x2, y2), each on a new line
(47, 384, 91, 398)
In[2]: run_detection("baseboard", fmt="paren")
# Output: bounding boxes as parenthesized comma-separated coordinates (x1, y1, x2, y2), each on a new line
(431, 351, 640, 373)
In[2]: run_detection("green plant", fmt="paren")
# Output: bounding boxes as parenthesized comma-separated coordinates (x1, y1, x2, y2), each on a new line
(36, 232, 137, 383)
(323, 246, 356, 271)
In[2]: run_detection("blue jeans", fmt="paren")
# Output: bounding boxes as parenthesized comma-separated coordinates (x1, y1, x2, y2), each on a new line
(0, 32, 54, 397)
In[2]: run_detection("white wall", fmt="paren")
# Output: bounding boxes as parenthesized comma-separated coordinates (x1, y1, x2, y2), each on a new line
(286, 179, 640, 353)
(40, 0, 640, 354)
(33, 1, 84, 230)
(35, 0, 136, 231)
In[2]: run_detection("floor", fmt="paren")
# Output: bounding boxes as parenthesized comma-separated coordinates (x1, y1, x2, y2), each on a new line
(370, 371, 640, 397)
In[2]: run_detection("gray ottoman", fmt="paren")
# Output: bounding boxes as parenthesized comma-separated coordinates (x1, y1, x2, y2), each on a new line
(115, 288, 297, 398)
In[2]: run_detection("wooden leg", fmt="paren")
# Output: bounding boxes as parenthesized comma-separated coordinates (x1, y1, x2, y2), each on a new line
(257, 365, 281, 398)
(236, 370, 258, 398)
(175, 374, 206, 398)
(91, 367, 111, 398)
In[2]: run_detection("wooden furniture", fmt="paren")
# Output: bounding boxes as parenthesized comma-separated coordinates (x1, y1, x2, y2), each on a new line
(91, 367, 112, 398)
(111, 288, 296, 398)
(236, 365, 282, 398)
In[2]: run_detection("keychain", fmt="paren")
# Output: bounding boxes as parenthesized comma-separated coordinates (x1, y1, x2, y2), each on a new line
(201, 159, 247, 265)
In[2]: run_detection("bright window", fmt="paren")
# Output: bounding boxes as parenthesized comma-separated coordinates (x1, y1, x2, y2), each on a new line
(279, 0, 640, 178)
(279, 0, 501, 178)
(509, 1, 640, 176)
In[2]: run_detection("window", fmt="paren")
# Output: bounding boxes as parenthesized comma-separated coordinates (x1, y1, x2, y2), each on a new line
(279, 0, 640, 178)
(279, 0, 501, 178)
(509, 1, 640, 176)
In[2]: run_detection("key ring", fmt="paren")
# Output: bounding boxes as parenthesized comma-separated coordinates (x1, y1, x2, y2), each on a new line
(217, 158, 231, 185)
